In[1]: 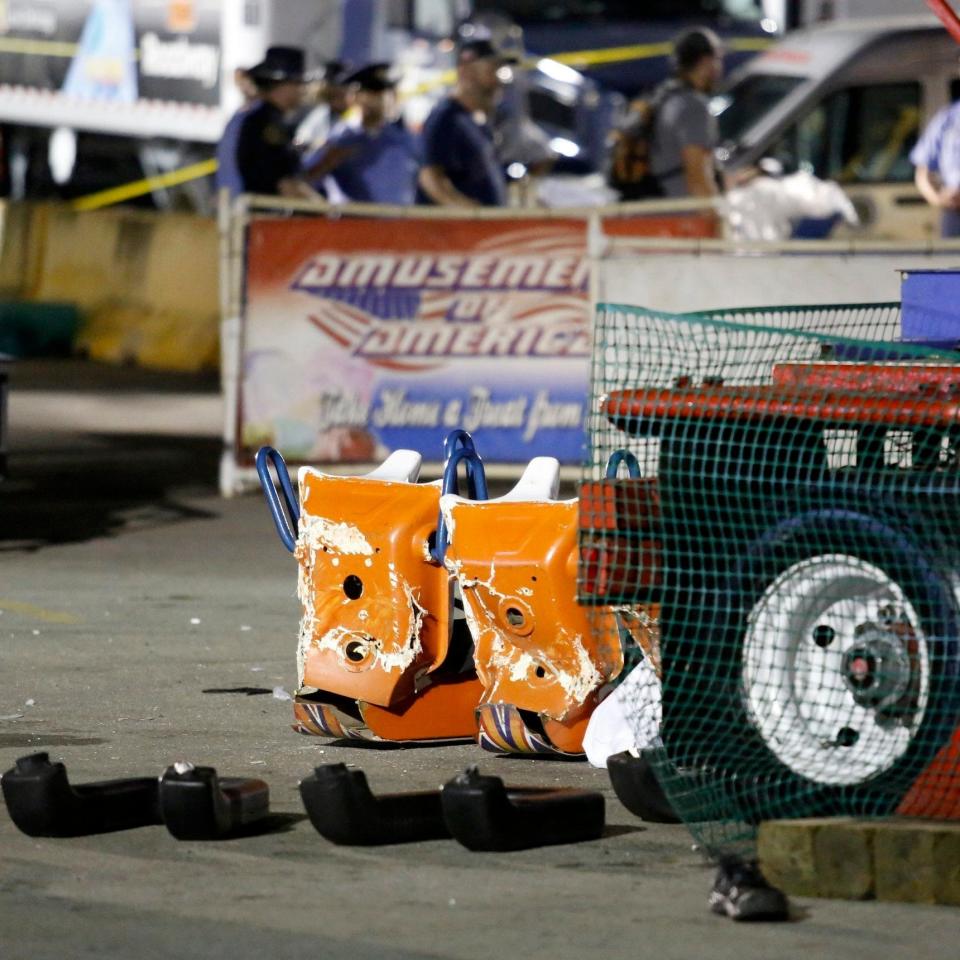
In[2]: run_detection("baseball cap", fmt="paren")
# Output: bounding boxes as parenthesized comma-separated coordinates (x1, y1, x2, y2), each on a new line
(249, 46, 306, 83)
(321, 60, 352, 85)
(344, 62, 400, 92)
(457, 38, 519, 65)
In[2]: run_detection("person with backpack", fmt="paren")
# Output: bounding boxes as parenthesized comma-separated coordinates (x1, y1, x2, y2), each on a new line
(610, 28, 724, 200)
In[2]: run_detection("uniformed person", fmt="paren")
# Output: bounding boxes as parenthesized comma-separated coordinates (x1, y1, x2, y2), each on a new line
(215, 67, 258, 199)
(295, 60, 354, 153)
(229, 46, 318, 199)
(304, 63, 419, 205)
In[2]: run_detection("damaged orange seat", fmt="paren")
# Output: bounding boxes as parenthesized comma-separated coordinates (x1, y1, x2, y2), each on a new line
(440, 458, 624, 756)
(291, 448, 481, 742)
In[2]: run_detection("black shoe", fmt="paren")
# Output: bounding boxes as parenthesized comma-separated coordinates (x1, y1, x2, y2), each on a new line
(709, 856, 789, 922)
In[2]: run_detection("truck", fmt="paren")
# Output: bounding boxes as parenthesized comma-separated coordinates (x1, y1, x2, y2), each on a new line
(713, 13, 957, 240)
(471, 0, 777, 97)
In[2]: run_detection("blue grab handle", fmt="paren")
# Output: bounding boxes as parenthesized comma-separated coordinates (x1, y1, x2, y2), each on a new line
(443, 446, 489, 502)
(256, 446, 300, 553)
(443, 428, 476, 461)
(432, 430, 488, 564)
(605, 449, 641, 479)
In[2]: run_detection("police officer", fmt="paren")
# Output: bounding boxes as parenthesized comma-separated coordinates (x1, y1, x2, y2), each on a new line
(228, 46, 318, 199)
(295, 60, 354, 153)
(214, 67, 258, 198)
(305, 63, 419, 205)
(912, 86, 960, 238)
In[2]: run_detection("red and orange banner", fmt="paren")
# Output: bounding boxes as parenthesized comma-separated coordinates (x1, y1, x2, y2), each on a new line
(238, 210, 716, 466)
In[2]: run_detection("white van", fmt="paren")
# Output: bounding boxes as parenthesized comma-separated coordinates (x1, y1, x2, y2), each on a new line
(713, 15, 959, 240)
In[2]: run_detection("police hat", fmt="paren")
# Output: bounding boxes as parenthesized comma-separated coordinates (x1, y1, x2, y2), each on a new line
(456, 38, 519, 65)
(249, 46, 307, 83)
(322, 60, 352, 85)
(344, 62, 399, 92)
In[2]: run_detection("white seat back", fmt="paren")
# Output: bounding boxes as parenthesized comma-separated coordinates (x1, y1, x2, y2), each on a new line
(298, 449, 422, 490)
(365, 449, 423, 482)
(491, 457, 561, 503)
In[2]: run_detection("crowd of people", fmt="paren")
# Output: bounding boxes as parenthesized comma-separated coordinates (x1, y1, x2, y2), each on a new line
(216, 37, 521, 207)
(215, 28, 960, 235)
(216, 28, 731, 209)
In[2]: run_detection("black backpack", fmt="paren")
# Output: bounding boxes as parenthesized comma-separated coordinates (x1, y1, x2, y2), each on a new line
(608, 80, 682, 201)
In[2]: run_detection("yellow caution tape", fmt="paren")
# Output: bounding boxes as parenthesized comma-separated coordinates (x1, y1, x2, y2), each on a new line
(63, 33, 771, 211)
(71, 157, 218, 212)
(0, 36, 150, 58)
(0, 31, 772, 72)
(0, 36, 79, 57)
(727, 37, 777, 52)
(549, 35, 772, 69)
(551, 41, 673, 68)
(406, 68, 457, 97)
(408, 35, 772, 94)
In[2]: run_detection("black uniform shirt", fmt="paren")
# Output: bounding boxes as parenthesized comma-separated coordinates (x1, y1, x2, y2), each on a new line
(416, 97, 505, 207)
(235, 100, 300, 195)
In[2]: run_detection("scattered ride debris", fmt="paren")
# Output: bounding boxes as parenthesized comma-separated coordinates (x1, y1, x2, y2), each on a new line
(1, 753, 270, 840)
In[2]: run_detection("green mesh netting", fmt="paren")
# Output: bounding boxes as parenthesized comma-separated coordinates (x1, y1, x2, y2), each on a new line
(580, 301, 960, 858)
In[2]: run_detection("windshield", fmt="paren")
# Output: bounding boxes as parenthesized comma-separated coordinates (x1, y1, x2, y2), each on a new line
(475, 1, 764, 23)
(712, 73, 806, 144)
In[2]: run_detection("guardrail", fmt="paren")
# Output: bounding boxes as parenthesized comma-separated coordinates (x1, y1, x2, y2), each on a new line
(0, 200, 220, 371)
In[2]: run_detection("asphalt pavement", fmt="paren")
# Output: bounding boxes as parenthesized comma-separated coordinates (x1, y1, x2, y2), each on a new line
(0, 359, 957, 960)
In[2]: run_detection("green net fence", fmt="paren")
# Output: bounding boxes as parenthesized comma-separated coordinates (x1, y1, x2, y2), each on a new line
(580, 301, 960, 857)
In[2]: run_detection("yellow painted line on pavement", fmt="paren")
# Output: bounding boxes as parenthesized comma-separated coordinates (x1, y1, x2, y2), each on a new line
(0, 600, 80, 624)
(71, 157, 218, 211)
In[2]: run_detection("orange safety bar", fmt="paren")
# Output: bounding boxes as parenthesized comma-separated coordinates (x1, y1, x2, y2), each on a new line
(897, 723, 960, 820)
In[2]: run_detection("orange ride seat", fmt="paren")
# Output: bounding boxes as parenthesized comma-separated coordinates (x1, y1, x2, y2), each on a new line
(440, 457, 624, 756)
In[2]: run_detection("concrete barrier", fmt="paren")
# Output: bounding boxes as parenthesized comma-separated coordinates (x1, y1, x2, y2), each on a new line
(0, 200, 44, 299)
(0, 201, 219, 372)
(758, 817, 960, 905)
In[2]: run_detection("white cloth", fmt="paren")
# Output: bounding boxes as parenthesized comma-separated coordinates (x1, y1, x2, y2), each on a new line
(582, 656, 662, 768)
(721, 170, 859, 241)
(537, 173, 620, 208)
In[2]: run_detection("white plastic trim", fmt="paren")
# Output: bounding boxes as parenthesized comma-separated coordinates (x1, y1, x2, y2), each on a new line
(488, 457, 561, 503)
(298, 449, 422, 488)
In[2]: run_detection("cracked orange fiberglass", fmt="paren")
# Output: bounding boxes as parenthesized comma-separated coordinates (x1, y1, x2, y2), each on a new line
(296, 470, 452, 708)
